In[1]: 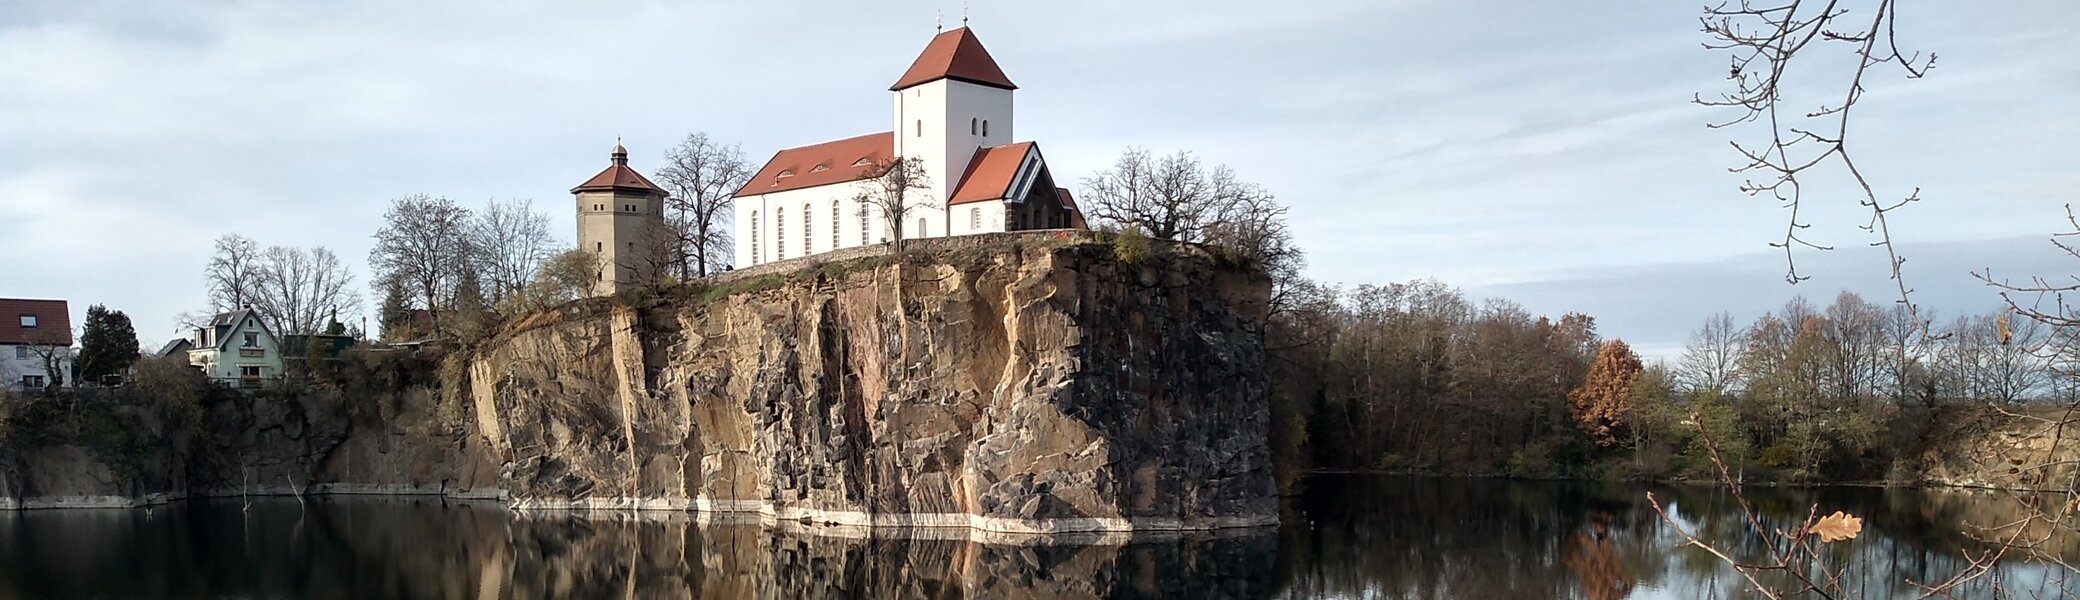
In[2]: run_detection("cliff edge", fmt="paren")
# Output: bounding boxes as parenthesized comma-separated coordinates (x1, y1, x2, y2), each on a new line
(468, 232, 1280, 533)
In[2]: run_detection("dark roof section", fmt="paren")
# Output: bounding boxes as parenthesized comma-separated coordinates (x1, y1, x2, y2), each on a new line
(890, 27, 1017, 92)
(154, 338, 194, 357)
(735, 132, 895, 197)
(572, 144, 667, 195)
(948, 142, 1036, 205)
(1057, 189, 1088, 229)
(0, 298, 71, 346)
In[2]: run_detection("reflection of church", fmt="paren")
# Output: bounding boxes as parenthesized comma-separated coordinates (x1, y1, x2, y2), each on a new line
(727, 26, 1086, 268)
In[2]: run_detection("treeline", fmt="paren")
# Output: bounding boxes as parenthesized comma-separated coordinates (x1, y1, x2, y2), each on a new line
(1267, 280, 1603, 479)
(1267, 285, 2060, 485)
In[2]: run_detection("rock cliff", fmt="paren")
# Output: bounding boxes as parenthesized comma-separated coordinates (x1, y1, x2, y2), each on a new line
(0, 354, 502, 509)
(469, 234, 1280, 533)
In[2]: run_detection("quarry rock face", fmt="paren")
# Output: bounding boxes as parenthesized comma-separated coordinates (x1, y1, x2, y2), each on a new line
(471, 237, 1281, 532)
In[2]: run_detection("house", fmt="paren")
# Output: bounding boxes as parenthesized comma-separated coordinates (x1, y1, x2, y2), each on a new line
(730, 26, 1085, 268)
(0, 298, 73, 390)
(186, 308, 284, 387)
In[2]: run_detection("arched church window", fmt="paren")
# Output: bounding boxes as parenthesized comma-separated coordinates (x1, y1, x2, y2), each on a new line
(918, 217, 927, 239)
(981, 120, 989, 137)
(971, 118, 978, 135)
(750, 211, 759, 264)
(861, 210, 870, 245)
(970, 207, 981, 230)
(802, 203, 813, 254)
(776, 208, 786, 260)
(831, 201, 840, 249)
(916, 120, 922, 137)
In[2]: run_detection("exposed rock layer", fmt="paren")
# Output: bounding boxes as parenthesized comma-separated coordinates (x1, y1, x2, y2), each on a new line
(471, 236, 1280, 532)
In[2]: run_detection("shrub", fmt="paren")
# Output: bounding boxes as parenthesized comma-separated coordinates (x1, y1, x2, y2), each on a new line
(1110, 227, 1154, 265)
(128, 355, 209, 438)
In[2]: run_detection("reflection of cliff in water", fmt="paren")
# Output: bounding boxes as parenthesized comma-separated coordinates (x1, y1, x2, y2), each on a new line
(7, 476, 2078, 599)
(0, 497, 1278, 599)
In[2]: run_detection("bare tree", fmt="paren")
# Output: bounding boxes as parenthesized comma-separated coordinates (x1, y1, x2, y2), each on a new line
(251, 245, 361, 336)
(1699, 0, 1936, 309)
(369, 194, 473, 330)
(1877, 302, 1934, 406)
(467, 198, 555, 306)
(654, 133, 750, 278)
(1678, 311, 1744, 393)
(1081, 148, 1277, 243)
(14, 326, 73, 391)
(204, 233, 261, 312)
(519, 249, 603, 310)
(1083, 147, 1305, 310)
(853, 156, 932, 252)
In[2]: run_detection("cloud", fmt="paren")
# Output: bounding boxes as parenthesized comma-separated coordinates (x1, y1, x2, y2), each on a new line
(0, 0, 2074, 348)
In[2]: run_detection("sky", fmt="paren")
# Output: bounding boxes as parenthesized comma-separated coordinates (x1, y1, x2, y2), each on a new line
(2, 1, 2076, 360)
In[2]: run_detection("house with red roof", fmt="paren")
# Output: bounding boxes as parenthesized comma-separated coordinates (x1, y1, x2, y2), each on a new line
(0, 298, 74, 390)
(731, 27, 1084, 267)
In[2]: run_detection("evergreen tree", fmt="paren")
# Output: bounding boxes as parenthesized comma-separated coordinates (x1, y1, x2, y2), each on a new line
(378, 276, 414, 342)
(76, 304, 139, 384)
(448, 270, 492, 340)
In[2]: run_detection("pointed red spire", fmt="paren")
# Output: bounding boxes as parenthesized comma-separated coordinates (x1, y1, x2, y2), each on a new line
(890, 27, 1017, 92)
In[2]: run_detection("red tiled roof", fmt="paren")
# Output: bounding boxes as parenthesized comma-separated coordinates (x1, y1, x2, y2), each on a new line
(1057, 189, 1088, 229)
(948, 142, 1036, 205)
(572, 146, 667, 195)
(736, 132, 895, 197)
(890, 27, 1017, 92)
(0, 298, 71, 346)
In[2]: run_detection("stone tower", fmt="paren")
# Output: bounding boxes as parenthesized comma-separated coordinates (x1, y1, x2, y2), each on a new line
(572, 142, 668, 296)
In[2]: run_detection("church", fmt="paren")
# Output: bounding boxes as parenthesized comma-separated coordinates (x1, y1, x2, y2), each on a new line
(566, 26, 1085, 295)
(729, 26, 1085, 268)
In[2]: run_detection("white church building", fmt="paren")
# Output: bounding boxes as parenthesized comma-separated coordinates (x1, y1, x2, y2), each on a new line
(731, 27, 1085, 268)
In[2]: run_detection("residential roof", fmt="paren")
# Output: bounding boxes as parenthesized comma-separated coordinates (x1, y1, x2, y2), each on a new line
(735, 131, 895, 197)
(572, 144, 667, 195)
(203, 308, 272, 351)
(890, 27, 1017, 92)
(948, 142, 1037, 205)
(154, 338, 194, 357)
(0, 298, 71, 346)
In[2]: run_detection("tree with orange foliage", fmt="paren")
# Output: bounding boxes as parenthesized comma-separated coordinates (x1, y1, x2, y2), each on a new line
(1569, 340, 1644, 447)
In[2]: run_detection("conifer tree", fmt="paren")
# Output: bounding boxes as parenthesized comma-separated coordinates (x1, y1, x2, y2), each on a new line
(377, 277, 414, 342)
(76, 304, 139, 384)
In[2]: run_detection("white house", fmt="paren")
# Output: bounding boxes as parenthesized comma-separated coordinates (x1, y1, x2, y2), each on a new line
(0, 298, 72, 390)
(186, 308, 284, 387)
(731, 27, 1085, 268)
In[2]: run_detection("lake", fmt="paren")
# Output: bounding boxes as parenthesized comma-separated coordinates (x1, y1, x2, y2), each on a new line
(0, 475, 2070, 599)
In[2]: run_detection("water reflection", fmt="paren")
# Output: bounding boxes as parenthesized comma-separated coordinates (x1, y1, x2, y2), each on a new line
(1278, 475, 2080, 599)
(0, 477, 2075, 599)
(0, 498, 1276, 599)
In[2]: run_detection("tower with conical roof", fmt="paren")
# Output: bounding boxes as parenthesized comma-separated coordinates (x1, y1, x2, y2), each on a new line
(572, 142, 667, 295)
(890, 27, 1017, 239)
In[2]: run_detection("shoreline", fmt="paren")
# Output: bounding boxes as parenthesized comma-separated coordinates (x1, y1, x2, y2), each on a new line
(0, 489, 1279, 541)
(1303, 469, 2067, 494)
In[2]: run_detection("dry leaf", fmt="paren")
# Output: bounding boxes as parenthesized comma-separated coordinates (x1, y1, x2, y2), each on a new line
(1811, 511, 1864, 543)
